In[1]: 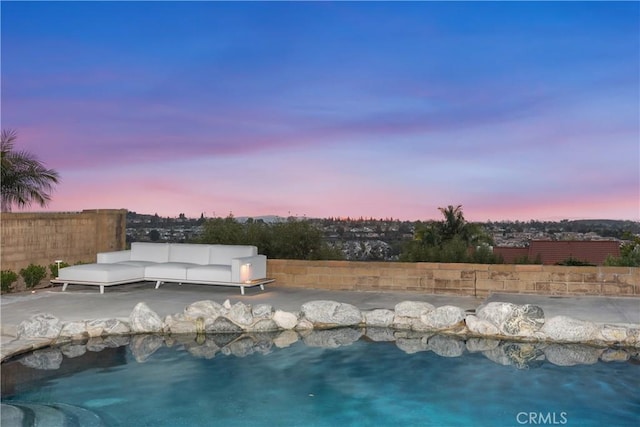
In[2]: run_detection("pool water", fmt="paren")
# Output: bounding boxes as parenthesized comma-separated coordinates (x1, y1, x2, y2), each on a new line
(2, 332, 639, 427)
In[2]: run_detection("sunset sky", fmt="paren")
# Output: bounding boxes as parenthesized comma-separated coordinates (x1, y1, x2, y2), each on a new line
(2, 1, 638, 221)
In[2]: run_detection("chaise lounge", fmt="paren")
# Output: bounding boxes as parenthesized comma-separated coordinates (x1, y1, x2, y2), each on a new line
(52, 242, 274, 295)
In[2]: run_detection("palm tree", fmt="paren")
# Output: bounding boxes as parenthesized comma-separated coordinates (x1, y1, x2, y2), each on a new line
(1, 129, 60, 212)
(438, 204, 467, 241)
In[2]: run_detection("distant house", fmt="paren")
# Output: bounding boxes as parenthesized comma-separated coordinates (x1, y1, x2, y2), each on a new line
(494, 240, 621, 265)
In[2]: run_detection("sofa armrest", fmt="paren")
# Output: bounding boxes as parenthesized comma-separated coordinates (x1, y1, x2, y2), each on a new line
(231, 255, 267, 282)
(97, 250, 131, 263)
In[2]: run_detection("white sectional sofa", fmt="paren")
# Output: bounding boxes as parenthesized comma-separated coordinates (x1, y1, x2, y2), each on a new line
(53, 242, 273, 295)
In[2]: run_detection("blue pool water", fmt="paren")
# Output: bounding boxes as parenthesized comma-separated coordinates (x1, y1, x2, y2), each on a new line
(2, 333, 639, 427)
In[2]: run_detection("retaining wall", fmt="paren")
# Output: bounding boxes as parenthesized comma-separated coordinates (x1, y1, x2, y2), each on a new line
(1, 210, 127, 284)
(267, 259, 640, 298)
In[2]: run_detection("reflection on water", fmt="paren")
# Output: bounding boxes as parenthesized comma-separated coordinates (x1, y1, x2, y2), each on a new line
(2, 329, 639, 427)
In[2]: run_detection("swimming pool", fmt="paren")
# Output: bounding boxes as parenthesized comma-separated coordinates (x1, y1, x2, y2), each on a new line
(2, 331, 638, 426)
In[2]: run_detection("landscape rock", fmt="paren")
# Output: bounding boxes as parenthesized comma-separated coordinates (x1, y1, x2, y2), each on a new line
(273, 310, 298, 330)
(465, 315, 500, 336)
(59, 321, 88, 339)
(227, 302, 254, 326)
(251, 319, 279, 332)
(420, 305, 466, 330)
(363, 309, 395, 327)
(184, 300, 224, 320)
(301, 300, 362, 328)
(164, 314, 197, 334)
(295, 318, 314, 331)
(541, 316, 599, 342)
(394, 301, 435, 318)
(598, 324, 628, 343)
(17, 314, 62, 339)
(252, 304, 274, 319)
(86, 319, 130, 337)
(206, 316, 243, 333)
(129, 303, 163, 333)
(476, 302, 544, 336)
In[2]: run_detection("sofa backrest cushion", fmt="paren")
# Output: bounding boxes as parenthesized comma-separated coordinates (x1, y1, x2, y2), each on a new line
(209, 245, 257, 265)
(130, 242, 170, 263)
(169, 244, 210, 265)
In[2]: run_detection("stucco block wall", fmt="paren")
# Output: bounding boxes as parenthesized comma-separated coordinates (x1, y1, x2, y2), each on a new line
(267, 260, 639, 298)
(1, 210, 127, 280)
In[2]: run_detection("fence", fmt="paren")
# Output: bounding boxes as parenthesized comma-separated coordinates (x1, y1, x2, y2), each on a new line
(1, 210, 127, 288)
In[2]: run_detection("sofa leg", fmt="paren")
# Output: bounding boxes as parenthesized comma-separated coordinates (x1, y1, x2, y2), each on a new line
(155, 281, 162, 289)
(240, 286, 245, 295)
(100, 285, 104, 294)
(260, 284, 265, 291)
(62, 283, 68, 292)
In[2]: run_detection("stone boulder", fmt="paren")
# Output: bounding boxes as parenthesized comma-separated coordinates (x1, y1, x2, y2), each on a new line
(598, 324, 628, 343)
(164, 314, 198, 334)
(476, 302, 544, 337)
(86, 319, 130, 337)
(17, 313, 62, 339)
(420, 305, 466, 330)
(59, 321, 88, 340)
(252, 304, 274, 320)
(184, 300, 224, 320)
(394, 301, 435, 318)
(363, 309, 395, 327)
(540, 316, 599, 342)
(129, 302, 163, 333)
(205, 316, 243, 333)
(465, 315, 500, 336)
(273, 310, 298, 330)
(227, 302, 254, 326)
(301, 300, 362, 328)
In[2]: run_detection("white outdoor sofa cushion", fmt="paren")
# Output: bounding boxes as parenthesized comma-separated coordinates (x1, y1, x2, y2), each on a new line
(53, 242, 273, 294)
(57, 263, 145, 294)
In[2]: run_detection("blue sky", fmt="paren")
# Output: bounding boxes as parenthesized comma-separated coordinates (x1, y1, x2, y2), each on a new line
(2, 1, 638, 221)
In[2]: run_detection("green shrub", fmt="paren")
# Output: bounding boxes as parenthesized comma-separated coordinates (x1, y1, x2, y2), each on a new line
(19, 264, 47, 289)
(49, 261, 70, 278)
(1, 270, 18, 293)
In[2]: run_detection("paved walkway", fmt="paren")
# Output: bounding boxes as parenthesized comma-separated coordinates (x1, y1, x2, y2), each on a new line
(1, 283, 639, 346)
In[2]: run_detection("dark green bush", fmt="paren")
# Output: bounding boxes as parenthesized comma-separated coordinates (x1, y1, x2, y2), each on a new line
(19, 264, 47, 289)
(1, 270, 18, 293)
